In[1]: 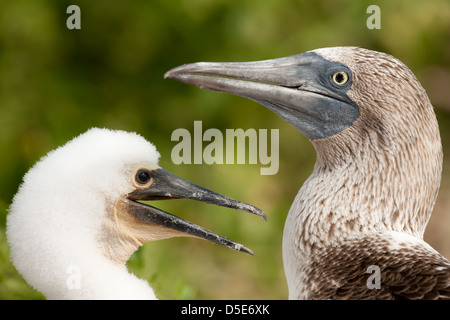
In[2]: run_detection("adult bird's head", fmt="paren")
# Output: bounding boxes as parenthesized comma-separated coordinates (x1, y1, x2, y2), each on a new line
(7, 128, 265, 298)
(165, 47, 442, 237)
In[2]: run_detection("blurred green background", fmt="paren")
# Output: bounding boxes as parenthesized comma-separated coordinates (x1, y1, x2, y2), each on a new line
(1, 0, 450, 300)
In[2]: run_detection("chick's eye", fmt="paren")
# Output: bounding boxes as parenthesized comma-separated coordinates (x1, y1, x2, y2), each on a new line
(136, 169, 151, 185)
(332, 71, 349, 85)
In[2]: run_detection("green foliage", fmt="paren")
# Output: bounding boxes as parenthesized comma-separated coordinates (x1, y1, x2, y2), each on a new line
(1, 0, 450, 299)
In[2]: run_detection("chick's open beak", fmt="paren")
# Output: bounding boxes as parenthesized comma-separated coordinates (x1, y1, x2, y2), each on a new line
(124, 168, 266, 255)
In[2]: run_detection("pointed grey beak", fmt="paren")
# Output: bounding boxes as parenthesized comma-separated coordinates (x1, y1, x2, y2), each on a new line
(165, 52, 359, 140)
(129, 168, 266, 219)
(126, 168, 266, 255)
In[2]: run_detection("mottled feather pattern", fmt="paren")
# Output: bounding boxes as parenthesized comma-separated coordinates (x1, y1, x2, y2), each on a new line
(283, 48, 449, 300)
(304, 233, 450, 300)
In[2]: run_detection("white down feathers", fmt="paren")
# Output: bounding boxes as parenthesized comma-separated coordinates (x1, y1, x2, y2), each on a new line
(7, 128, 160, 299)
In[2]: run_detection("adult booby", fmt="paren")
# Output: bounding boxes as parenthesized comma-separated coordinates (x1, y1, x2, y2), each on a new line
(7, 128, 265, 299)
(165, 47, 450, 299)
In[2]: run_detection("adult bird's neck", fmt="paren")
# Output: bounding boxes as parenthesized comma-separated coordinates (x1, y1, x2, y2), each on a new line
(284, 116, 442, 254)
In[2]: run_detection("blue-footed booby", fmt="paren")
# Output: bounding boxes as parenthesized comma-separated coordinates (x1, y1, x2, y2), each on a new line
(165, 47, 450, 299)
(7, 128, 265, 299)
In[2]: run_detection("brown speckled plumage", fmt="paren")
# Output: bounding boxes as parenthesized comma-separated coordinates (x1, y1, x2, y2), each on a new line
(165, 46, 450, 300)
(297, 232, 450, 299)
(283, 47, 449, 299)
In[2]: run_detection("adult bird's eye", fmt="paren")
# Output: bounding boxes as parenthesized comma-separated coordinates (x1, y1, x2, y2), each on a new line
(332, 71, 349, 85)
(136, 169, 151, 185)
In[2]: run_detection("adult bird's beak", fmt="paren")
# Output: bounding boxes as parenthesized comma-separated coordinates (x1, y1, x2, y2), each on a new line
(124, 168, 266, 255)
(164, 52, 359, 140)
